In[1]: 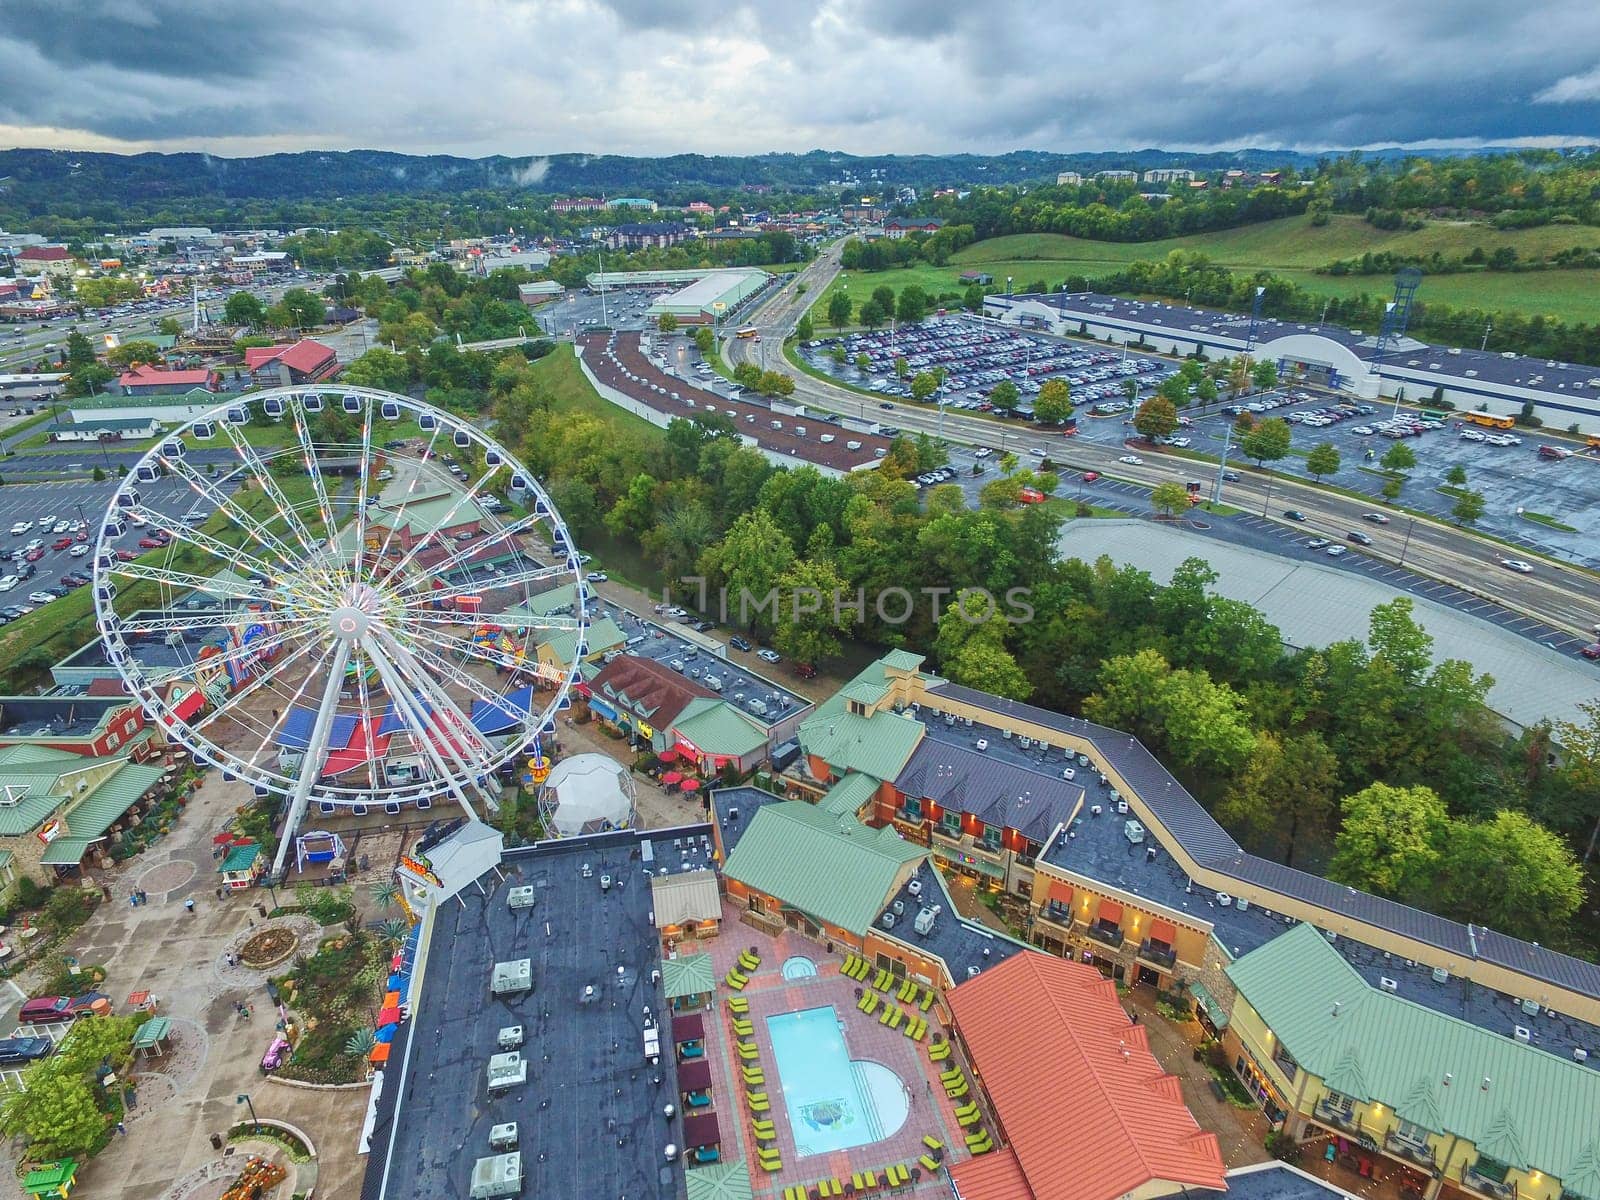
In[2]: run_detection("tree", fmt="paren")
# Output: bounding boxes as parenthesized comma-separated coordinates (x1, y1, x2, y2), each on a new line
(65, 330, 97, 370)
(1240, 416, 1292, 466)
(1227, 355, 1253, 397)
(1083, 648, 1173, 735)
(773, 557, 856, 666)
(1328, 783, 1449, 901)
(1132, 395, 1179, 441)
(1380, 441, 1417, 473)
(700, 508, 796, 633)
(1195, 376, 1218, 406)
(1121, 377, 1139, 403)
(341, 348, 411, 392)
(1445, 464, 1467, 487)
(858, 300, 887, 330)
(963, 283, 985, 312)
(276, 287, 327, 329)
(104, 340, 162, 367)
(1368, 597, 1433, 685)
(224, 291, 267, 327)
(1219, 732, 1338, 867)
(1440, 810, 1583, 939)
(606, 473, 658, 541)
(893, 355, 909, 380)
(1552, 698, 1600, 862)
(694, 326, 716, 355)
(1034, 378, 1072, 425)
(828, 345, 847, 366)
(64, 363, 113, 397)
(910, 371, 939, 403)
(871, 284, 895, 312)
(795, 314, 814, 342)
(657, 312, 679, 333)
(878, 436, 921, 479)
(988, 380, 1019, 412)
(1157, 667, 1259, 775)
(936, 605, 1032, 700)
(1451, 489, 1486, 526)
(157, 316, 183, 337)
(1151, 480, 1190, 516)
(826, 290, 853, 331)
(0, 1065, 105, 1159)
(1305, 442, 1341, 481)
(895, 286, 928, 325)
(1251, 359, 1279, 390)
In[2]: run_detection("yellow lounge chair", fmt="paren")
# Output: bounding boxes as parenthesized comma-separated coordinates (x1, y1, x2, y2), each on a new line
(919, 1154, 941, 1172)
(759, 1156, 782, 1173)
(897, 979, 916, 1003)
(732, 1018, 754, 1036)
(873, 968, 892, 991)
(940, 1067, 964, 1082)
(860, 991, 879, 1015)
(928, 1040, 951, 1061)
(957, 1107, 982, 1127)
(749, 1096, 771, 1113)
(946, 1080, 969, 1099)
(744, 1073, 765, 1088)
(905, 1017, 926, 1041)
(725, 969, 748, 990)
(726, 997, 749, 1014)
(737, 1043, 758, 1060)
(923, 1135, 944, 1151)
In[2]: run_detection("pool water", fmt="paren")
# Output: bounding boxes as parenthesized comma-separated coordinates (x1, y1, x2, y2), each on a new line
(766, 1006, 909, 1157)
(781, 956, 818, 980)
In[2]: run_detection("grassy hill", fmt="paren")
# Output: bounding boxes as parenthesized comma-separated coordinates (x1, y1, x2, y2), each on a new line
(807, 215, 1600, 327)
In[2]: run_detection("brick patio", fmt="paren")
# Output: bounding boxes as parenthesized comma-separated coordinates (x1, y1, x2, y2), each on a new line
(684, 906, 986, 1196)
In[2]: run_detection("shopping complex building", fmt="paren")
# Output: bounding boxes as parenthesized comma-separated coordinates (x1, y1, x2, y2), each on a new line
(585, 267, 773, 326)
(985, 291, 1600, 432)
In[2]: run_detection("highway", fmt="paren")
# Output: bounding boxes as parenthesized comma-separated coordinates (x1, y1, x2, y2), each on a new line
(728, 248, 1600, 639)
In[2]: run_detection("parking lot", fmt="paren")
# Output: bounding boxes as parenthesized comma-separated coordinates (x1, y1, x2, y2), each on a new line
(799, 315, 1178, 417)
(0, 477, 206, 621)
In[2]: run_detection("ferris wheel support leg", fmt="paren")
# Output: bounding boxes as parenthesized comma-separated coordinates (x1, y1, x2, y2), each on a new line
(364, 640, 487, 820)
(269, 639, 352, 881)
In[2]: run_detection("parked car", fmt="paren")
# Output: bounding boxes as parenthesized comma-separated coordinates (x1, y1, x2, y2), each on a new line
(793, 662, 817, 679)
(728, 636, 752, 652)
(137, 537, 165, 549)
(0, 1037, 53, 1066)
(19, 993, 106, 1023)
(1306, 538, 1330, 550)
(51, 538, 72, 551)
(756, 648, 781, 664)
(68, 544, 89, 557)
(1081, 471, 1100, 483)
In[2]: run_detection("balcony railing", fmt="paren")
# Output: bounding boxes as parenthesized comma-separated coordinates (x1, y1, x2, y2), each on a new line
(1036, 906, 1076, 932)
(1463, 1169, 1515, 1200)
(1383, 1134, 1437, 1170)
(1087, 922, 1125, 949)
(1313, 1100, 1360, 1132)
(1138, 940, 1177, 969)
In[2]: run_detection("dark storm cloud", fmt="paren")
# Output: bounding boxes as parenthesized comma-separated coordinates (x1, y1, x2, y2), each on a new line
(0, 0, 1596, 155)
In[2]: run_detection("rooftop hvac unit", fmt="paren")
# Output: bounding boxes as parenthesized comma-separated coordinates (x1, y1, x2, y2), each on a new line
(907, 878, 923, 897)
(913, 907, 937, 936)
(1018, 736, 1031, 749)
(1575, 1048, 1589, 1062)
(1089, 804, 1102, 817)
(1115, 799, 1128, 815)
(1123, 819, 1145, 845)
(491, 958, 533, 996)
(881, 911, 897, 929)
(507, 886, 536, 911)
(1216, 892, 1232, 907)
(1432, 967, 1450, 984)
(1520, 999, 1541, 1017)
(1325, 930, 1338, 942)
(1236, 897, 1249, 912)
(1380, 977, 1399, 994)
(1513, 1026, 1531, 1044)
(497, 1025, 524, 1050)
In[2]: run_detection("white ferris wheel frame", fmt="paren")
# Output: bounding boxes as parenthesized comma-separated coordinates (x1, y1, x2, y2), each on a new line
(89, 383, 587, 877)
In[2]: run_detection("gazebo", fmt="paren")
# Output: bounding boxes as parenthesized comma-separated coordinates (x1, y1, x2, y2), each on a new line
(684, 1160, 751, 1199)
(535, 753, 636, 837)
(219, 842, 265, 891)
(683, 1111, 723, 1164)
(131, 1016, 173, 1058)
(21, 1160, 77, 1198)
(660, 952, 715, 1012)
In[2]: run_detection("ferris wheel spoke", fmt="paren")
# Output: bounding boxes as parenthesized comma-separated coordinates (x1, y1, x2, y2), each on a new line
(124, 506, 285, 583)
(401, 607, 581, 635)
(287, 395, 343, 549)
(352, 640, 383, 794)
(368, 422, 446, 577)
(151, 453, 305, 569)
(182, 634, 325, 734)
(222, 637, 345, 782)
(112, 609, 292, 636)
(373, 629, 500, 762)
(268, 639, 353, 880)
(396, 565, 570, 612)
(385, 510, 551, 596)
(395, 624, 538, 672)
(362, 638, 485, 821)
(398, 630, 540, 715)
(374, 460, 507, 586)
(351, 399, 375, 582)
(109, 561, 280, 600)
(216, 419, 325, 559)
(134, 623, 316, 691)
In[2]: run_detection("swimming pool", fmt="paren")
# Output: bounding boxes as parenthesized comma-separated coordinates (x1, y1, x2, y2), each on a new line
(765, 1006, 909, 1157)
(781, 955, 818, 980)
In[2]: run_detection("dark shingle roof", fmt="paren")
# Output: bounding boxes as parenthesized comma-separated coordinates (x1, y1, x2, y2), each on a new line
(894, 737, 1081, 844)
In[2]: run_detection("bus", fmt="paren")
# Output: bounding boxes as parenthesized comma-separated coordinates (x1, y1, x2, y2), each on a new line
(1463, 411, 1516, 430)
(1421, 409, 1450, 422)
(736, 327, 759, 340)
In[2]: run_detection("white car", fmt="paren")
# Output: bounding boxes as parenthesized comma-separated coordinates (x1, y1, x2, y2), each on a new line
(1500, 558, 1534, 574)
(68, 545, 89, 557)
(26, 591, 54, 605)
(756, 648, 781, 664)
(0, 576, 16, 592)
(973, 448, 993, 459)
(52, 523, 69, 534)
(7, 522, 28, 536)
(1118, 455, 1144, 465)
(1028, 446, 1047, 457)
(1168, 437, 1193, 448)
(1459, 430, 1486, 442)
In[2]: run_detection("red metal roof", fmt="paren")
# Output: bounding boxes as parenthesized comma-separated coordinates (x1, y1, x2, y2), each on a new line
(119, 364, 215, 388)
(18, 246, 70, 260)
(244, 339, 336, 377)
(949, 1147, 1033, 1200)
(947, 954, 1225, 1200)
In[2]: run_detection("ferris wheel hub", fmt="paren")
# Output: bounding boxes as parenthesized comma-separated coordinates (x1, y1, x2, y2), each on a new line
(331, 605, 375, 643)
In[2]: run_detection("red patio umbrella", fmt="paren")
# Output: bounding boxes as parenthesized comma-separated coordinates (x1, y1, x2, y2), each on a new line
(662, 771, 683, 786)
(658, 748, 679, 763)
(680, 779, 700, 793)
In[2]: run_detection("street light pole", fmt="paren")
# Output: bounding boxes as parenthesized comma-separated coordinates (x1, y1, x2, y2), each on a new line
(236, 1092, 259, 1134)
(1261, 479, 1272, 518)
(1399, 517, 1415, 566)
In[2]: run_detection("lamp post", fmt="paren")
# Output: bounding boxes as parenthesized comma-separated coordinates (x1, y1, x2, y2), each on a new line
(236, 1092, 259, 1134)
(1260, 478, 1272, 518)
(1399, 517, 1416, 566)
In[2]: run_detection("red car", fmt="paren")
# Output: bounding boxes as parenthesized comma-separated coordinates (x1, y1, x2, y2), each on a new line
(19, 992, 107, 1024)
(75, 532, 88, 542)
(793, 662, 818, 680)
(50, 537, 72, 551)
(23, 548, 44, 562)
(1581, 643, 1600, 661)
(1082, 471, 1100, 483)
(137, 537, 165, 549)
(115, 549, 137, 561)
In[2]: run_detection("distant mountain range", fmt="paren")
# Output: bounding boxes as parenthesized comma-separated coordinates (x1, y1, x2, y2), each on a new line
(0, 145, 1560, 211)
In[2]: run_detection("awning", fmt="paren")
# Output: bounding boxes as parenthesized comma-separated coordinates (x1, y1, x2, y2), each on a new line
(1473, 1158, 1511, 1184)
(377, 1006, 401, 1026)
(678, 1058, 713, 1091)
(131, 1016, 172, 1049)
(683, 1111, 721, 1148)
(1047, 880, 1074, 906)
(170, 687, 206, 722)
(1149, 918, 1177, 944)
(369, 1041, 391, 1064)
(1189, 981, 1230, 1029)
(672, 1011, 705, 1042)
(40, 836, 93, 866)
(1095, 899, 1123, 924)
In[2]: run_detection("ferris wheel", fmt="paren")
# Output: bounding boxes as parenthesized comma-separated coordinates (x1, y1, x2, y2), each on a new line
(90, 384, 588, 879)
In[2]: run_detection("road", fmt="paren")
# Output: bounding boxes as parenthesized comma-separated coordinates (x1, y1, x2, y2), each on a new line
(728, 249, 1600, 639)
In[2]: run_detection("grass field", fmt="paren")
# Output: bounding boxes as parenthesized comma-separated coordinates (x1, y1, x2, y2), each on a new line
(807, 214, 1600, 328)
(531, 344, 663, 438)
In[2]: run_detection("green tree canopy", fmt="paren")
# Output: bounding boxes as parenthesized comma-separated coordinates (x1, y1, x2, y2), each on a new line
(1305, 442, 1341, 480)
(1133, 395, 1179, 441)
(988, 380, 1020, 411)
(1034, 378, 1073, 424)
(1451, 489, 1486, 526)
(1380, 441, 1417, 472)
(1328, 782, 1449, 900)
(224, 290, 267, 327)
(1239, 416, 1292, 465)
(826, 289, 853, 330)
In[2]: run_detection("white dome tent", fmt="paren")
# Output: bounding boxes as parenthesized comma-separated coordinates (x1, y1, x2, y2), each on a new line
(536, 753, 637, 837)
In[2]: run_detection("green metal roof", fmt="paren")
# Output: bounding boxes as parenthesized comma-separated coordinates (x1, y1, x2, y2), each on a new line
(881, 649, 927, 673)
(660, 952, 716, 1000)
(219, 843, 263, 873)
(502, 583, 578, 623)
(1227, 922, 1600, 1196)
(368, 493, 486, 538)
(722, 801, 923, 937)
(131, 1016, 172, 1048)
(63, 763, 165, 839)
(684, 1160, 753, 1200)
(39, 836, 92, 866)
(672, 700, 766, 757)
(799, 660, 925, 781)
(0, 747, 100, 836)
(21, 1159, 76, 1193)
(839, 677, 891, 707)
(0, 849, 12, 871)
(542, 616, 623, 666)
(818, 772, 878, 817)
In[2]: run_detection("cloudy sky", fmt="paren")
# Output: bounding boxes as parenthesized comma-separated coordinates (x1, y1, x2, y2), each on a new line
(1, 0, 1598, 158)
